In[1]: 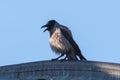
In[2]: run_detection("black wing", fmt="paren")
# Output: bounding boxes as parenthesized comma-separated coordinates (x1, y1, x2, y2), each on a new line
(60, 28, 87, 60)
(60, 28, 81, 54)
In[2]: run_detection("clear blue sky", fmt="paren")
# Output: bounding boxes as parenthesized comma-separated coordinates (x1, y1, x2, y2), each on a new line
(0, 0, 120, 66)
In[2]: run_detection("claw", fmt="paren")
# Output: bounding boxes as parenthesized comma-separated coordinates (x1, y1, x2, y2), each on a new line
(51, 58, 58, 61)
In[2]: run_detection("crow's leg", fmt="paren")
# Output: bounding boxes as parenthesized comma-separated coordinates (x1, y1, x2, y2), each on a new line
(60, 55, 67, 61)
(52, 54, 64, 61)
(67, 52, 78, 61)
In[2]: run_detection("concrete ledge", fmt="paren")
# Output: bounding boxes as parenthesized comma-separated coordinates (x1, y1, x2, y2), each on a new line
(0, 61, 120, 80)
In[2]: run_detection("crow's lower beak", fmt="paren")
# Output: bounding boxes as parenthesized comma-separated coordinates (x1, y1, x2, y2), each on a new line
(41, 25, 48, 32)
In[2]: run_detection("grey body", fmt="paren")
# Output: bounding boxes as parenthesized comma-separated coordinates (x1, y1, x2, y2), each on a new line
(49, 27, 77, 60)
(41, 20, 87, 61)
(49, 28, 73, 54)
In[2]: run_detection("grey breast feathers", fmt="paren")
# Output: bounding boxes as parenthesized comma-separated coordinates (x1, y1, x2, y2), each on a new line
(49, 28, 73, 54)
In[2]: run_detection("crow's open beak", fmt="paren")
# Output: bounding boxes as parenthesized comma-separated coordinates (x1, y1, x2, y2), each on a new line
(41, 25, 48, 32)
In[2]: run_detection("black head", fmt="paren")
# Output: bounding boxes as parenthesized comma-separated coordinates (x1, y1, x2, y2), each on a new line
(41, 20, 56, 32)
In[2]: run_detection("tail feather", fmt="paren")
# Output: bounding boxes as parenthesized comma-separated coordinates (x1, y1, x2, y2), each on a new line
(77, 52, 87, 61)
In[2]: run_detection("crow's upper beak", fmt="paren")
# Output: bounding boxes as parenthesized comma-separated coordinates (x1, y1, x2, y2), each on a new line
(41, 25, 48, 32)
